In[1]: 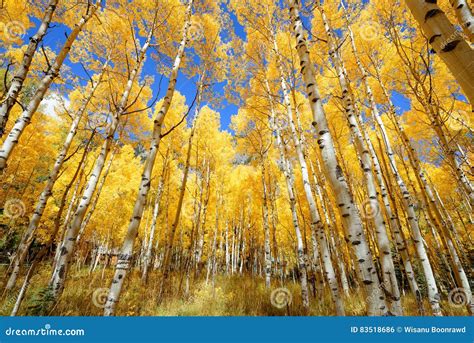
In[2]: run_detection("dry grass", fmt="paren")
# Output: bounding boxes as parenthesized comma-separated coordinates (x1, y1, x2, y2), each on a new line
(0, 265, 469, 316)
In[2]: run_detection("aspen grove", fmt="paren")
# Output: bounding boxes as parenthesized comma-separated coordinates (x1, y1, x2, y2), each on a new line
(0, 0, 472, 316)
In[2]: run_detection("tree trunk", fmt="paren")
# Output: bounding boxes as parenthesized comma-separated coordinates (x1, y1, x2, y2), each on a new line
(157, 78, 204, 306)
(449, 0, 474, 41)
(51, 131, 95, 272)
(0, 4, 98, 170)
(76, 146, 117, 244)
(404, 0, 474, 105)
(368, 80, 443, 316)
(104, 2, 194, 315)
(261, 159, 272, 288)
(49, 22, 151, 299)
(270, 34, 345, 313)
(142, 153, 169, 283)
(266, 79, 309, 308)
(4, 61, 108, 291)
(0, 0, 59, 137)
(287, 0, 387, 315)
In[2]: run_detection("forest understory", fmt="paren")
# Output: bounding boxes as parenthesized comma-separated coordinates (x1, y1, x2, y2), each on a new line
(0, 266, 469, 316)
(0, 0, 473, 317)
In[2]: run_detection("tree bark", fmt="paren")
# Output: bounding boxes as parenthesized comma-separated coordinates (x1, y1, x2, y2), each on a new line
(49, 20, 152, 299)
(404, 0, 474, 105)
(449, 0, 474, 41)
(367, 73, 443, 316)
(76, 145, 117, 244)
(104, 1, 194, 315)
(0, 0, 59, 137)
(287, 0, 387, 315)
(0, 4, 99, 170)
(261, 158, 272, 288)
(4, 60, 108, 291)
(266, 78, 309, 308)
(142, 152, 169, 283)
(156, 78, 204, 306)
(270, 33, 345, 313)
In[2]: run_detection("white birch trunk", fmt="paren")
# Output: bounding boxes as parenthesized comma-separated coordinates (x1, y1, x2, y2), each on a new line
(370, 83, 443, 316)
(49, 23, 150, 299)
(225, 221, 230, 274)
(104, 1, 194, 315)
(449, 0, 474, 41)
(9, 262, 33, 316)
(338, 7, 407, 314)
(206, 192, 220, 284)
(404, 0, 474, 104)
(261, 160, 272, 288)
(195, 165, 210, 273)
(390, 26, 474, 204)
(0, 5, 98, 170)
(310, 161, 345, 294)
(52, 138, 92, 270)
(142, 159, 167, 282)
(269, 37, 345, 313)
(391, 102, 473, 313)
(266, 80, 309, 308)
(4, 60, 108, 291)
(157, 81, 204, 305)
(287, 0, 386, 315)
(76, 146, 116, 244)
(0, 0, 59, 137)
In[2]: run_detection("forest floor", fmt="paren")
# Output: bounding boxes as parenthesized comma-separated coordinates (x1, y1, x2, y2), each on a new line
(0, 266, 469, 316)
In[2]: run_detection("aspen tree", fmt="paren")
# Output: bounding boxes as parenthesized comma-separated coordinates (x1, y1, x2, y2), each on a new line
(364, 61, 444, 316)
(75, 146, 118, 244)
(104, 0, 199, 315)
(0, 0, 59, 137)
(265, 79, 309, 308)
(287, 0, 387, 315)
(156, 78, 205, 305)
(385, 24, 473, 203)
(373, 62, 473, 314)
(404, 0, 474, 105)
(270, 27, 345, 314)
(261, 157, 272, 288)
(448, 0, 474, 41)
(142, 151, 169, 283)
(346, 2, 425, 313)
(49, 19, 157, 299)
(4, 59, 109, 291)
(50, 130, 96, 272)
(0, 3, 99, 170)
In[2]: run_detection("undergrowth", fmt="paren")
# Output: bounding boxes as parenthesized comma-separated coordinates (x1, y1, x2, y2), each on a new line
(0, 265, 469, 316)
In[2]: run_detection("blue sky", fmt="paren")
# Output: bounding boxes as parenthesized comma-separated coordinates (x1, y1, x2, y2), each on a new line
(19, 2, 410, 135)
